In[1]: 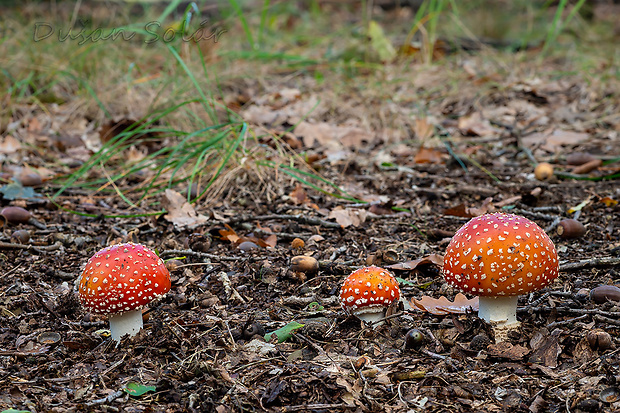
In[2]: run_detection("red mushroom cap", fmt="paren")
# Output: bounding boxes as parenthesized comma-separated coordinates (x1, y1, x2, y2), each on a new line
(339, 266, 401, 316)
(443, 213, 559, 296)
(78, 243, 171, 315)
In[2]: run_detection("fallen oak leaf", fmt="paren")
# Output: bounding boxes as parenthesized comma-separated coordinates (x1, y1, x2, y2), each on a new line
(487, 341, 530, 360)
(219, 224, 240, 244)
(411, 293, 479, 316)
(328, 207, 368, 228)
(161, 189, 209, 229)
(387, 253, 444, 271)
(414, 146, 445, 164)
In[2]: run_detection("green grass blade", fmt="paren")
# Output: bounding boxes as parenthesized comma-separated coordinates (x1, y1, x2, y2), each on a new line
(228, 0, 255, 49)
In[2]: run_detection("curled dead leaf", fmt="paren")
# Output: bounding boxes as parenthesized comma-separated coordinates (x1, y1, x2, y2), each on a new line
(386, 253, 444, 271)
(162, 189, 209, 229)
(411, 293, 479, 316)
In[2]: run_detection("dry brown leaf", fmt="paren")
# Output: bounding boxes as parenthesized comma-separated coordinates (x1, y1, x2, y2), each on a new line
(219, 224, 240, 244)
(528, 330, 562, 368)
(387, 253, 444, 270)
(467, 197, 495, 216)
(458, 112, 500, 137)
(522, 129, 589, 152)
(162, 189, 209, 229)
(414, 146, 445, 164)
(410, 293, 479, 316)
(444, 197, 494, 217)
(494, 195, 522, 208)
(0, 135, 22, 154)
(442, 203, 472, 218)
(328, 207, 368, 228)
(289, 184, 308, 205)
(487, 342, 530, 360)
(413, 118, 434, 140)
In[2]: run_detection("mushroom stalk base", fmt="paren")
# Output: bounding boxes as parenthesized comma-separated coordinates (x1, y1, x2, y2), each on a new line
(478, 296, 519, 341)
(109, 308, 143, 342)
(355, 311, 386, 328)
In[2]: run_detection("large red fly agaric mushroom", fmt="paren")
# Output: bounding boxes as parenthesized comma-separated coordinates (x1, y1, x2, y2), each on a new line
(78, 243, 171, 342)
(339, 266, 401, 326)
(443, 213, 559, 338)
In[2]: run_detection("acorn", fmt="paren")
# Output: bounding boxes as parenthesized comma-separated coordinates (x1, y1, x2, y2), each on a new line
(291, 238, 305, 249)
(405, 328, 425, 350)
(11, 229, 30, 244)
(587, 330, 613, 351)
(534, 162, 554, 181)
(0, 206, 32, 224)
(290, 256, 319, 275)
(19, 172, 42, 187)
(566, 152, 596, 166)
(556, 219, 586, 239)
(590, 285, 620, 304)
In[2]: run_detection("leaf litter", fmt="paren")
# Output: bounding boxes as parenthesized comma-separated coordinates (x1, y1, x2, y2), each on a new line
(2, 3, 620, 413)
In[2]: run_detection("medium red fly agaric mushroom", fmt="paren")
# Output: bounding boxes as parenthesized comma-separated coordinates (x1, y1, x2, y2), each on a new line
(78, 243, 171, 342)
(339, 266, 401, 326)
(443, 213, 559, 337)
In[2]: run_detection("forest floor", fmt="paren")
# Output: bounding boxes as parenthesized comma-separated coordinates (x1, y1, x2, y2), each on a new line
(1, 1, 620, 412)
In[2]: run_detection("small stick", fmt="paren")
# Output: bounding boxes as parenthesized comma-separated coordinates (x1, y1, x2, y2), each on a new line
(519, 306, 620, 318)
(560, 257, 620, 271)
(593, 314, 620, 327)
(222, 214, 342, 229)
(546, 314, 589, 329)
(544, 217, 562, 233)
(420, 348, 447, 360)
(85, 390, 124, 407)
(159, 249, 244, 262)
(419, 327, 444, 353)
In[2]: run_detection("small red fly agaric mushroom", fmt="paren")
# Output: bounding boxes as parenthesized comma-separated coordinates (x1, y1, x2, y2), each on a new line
(443, 213, 559, 338)
(78, 243, 171, 342)
(339, 266, 401, 326)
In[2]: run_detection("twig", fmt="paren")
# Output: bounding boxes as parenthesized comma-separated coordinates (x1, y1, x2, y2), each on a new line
(544, 217, 562, 233)
(593, 314, 620, 327)
(560, 257, 620, 271)
(85, 390, 124, 407)
(420, 348, 447, 360)
(252, 228, 312, 240)
(513, 209, 559, 221)
(222, 214, 342, 229)
(0, 241, 63, 254)
(283, 404, 346, 412)
(295, 332, 329, 358)
(159, 249, 244, 262)
(282, 295, 340, 307)
(102, 356, 125, 376)
(527, 292, 550, 308)
(519, 306, 620, 318)
(0, 242, 31, 250)
(419, 327, 444, 353)
(546, 314, 589, 329)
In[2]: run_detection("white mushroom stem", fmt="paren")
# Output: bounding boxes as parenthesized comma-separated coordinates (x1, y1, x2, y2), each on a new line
(478, 296, 519, 342)
(109, 308, 143, 342)
(353, 308, 386, 328)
